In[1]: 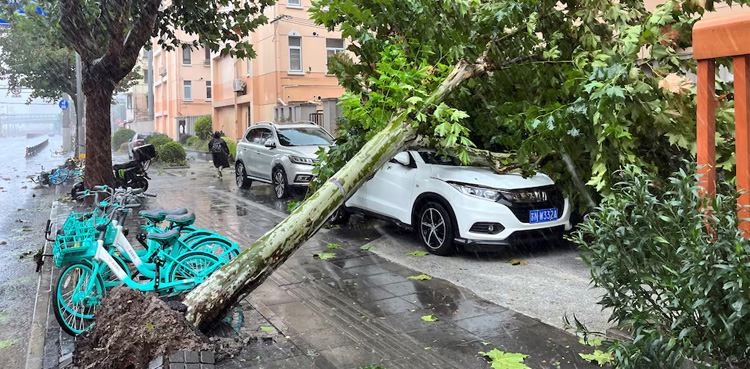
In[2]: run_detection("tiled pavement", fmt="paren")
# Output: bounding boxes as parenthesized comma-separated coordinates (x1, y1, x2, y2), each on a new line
(42, 162, 602, 369)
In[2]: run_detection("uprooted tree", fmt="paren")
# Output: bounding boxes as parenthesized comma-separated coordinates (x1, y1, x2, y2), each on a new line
(183, 0, 742, 330)
(5, 0, 273, 188)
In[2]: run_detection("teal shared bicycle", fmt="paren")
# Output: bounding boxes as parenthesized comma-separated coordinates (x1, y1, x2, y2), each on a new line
(47, 188, 233, 335)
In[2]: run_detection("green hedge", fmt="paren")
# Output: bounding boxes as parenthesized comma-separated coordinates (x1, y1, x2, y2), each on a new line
(222, 137, 236, 161)
(194, 116, 212, 140)
(157, 142, 186, 166)
(112, 129, 135, 150)
(148, 134, 172, 151)
(117, 142, 129, 153)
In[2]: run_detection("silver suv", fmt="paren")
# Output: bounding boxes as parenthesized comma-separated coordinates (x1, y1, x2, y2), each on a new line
(235, 122, 334, 198)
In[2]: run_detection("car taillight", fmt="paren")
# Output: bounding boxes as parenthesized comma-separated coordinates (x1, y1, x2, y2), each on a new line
(135, 141, 143, 146)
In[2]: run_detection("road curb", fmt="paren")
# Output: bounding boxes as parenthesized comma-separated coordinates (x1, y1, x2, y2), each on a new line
(25, 201, 59, 369)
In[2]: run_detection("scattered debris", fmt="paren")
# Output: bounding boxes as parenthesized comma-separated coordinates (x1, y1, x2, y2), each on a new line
(420, 315, 438, 322)
(406, 250, 429, 257)
(360, 245, 374, 251)
(579, 350, 613, 366)
(326, 243, 340, 249)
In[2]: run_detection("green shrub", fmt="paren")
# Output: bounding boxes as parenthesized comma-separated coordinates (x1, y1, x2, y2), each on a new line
(117, 142, 129, 153)
(185, 135, 200, 148)
(222, 137, 236, 162)
(194, 115, 212, 140)
(156, 141, 186, 166)
(148, 134, 172, 150)
(112, 129, 135, 150)
(573, 166, 750, 368)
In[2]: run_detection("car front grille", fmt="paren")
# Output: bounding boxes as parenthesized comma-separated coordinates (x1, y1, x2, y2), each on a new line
(498, 185, 565, 223)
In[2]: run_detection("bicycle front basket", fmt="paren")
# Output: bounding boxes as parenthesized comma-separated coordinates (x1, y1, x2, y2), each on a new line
(53, 232, 97, 268)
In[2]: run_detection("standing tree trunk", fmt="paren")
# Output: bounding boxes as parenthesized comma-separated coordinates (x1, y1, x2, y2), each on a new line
(82, 77, 116, 188)
(184, 59, 487, 330)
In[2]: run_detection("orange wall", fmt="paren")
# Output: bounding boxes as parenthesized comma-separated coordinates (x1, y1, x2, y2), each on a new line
(211, 0, 346, 139)
(152, 31, 213, 139)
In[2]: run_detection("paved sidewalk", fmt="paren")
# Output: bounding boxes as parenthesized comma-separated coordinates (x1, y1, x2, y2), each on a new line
(40, 161, 603, 369)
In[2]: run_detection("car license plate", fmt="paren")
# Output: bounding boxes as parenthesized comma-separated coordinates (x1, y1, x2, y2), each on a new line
(529, 208, 558, 223)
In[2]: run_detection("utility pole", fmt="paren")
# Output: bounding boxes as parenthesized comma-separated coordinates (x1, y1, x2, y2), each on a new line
(75, 52, 83, 158)
(62, 93, 71, 152)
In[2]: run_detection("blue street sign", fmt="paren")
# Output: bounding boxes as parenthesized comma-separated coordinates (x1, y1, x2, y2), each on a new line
(59, 100, 69, 110)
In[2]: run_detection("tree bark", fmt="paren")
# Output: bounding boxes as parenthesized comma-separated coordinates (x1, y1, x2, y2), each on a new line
(184, 59, 486, 330)
(82, 75, 116, 188)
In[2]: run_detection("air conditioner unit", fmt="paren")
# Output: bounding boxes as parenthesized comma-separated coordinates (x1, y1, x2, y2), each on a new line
(158, 67, 167, 77)
(232, 78, 246, 93)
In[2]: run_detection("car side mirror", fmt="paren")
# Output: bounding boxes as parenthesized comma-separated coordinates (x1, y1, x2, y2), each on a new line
(392, 152, 411, 167)
(264, 139, 276, 148)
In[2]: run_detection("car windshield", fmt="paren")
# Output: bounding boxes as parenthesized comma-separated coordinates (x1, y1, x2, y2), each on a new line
(276, 127, 333, 147)
(418, 151, 462, 166)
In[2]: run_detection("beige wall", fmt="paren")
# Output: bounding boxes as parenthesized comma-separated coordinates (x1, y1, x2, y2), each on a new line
(211, 0, 346, 139)
(153, 31, 213, 139)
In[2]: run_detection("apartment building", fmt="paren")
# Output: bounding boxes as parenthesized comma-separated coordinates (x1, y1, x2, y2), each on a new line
(211, 0, 346, 141)
(153, 33, 212, 140)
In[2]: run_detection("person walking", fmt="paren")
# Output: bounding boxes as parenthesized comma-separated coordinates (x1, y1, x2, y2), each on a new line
(209, 131, 230, 178)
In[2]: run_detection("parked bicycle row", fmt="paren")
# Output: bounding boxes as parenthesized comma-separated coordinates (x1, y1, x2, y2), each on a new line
(45, 185, 241, 335)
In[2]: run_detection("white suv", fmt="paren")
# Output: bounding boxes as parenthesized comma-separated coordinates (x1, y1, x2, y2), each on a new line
(235, 122, 334, 198)
(335, 151, 572, 255)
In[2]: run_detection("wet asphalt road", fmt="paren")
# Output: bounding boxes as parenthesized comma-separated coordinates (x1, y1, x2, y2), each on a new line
(0, 135, 67, 369)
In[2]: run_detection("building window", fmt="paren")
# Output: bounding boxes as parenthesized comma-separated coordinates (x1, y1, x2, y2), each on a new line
(206, 81, 212, 100)
(126, 94, 132, 109)
(287, 0, 301, 7)
(289, 36, 302, 72)
(182, 46, 191, 65)
(183, 81, 192, 101)
(326, 38, 344, 74)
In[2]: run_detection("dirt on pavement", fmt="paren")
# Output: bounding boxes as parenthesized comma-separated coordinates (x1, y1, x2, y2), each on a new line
(73, 286, 213, 369)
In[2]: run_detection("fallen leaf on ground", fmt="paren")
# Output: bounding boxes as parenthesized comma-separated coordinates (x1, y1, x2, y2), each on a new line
(508, 259, 529, 266)
(407, 250, 429, 257)
(479, 348, 530, 369)
(579, 350, 613, 366)
(421, 315, 438, 322)
(0, 241, 6, 245)
(313, 252, 336, 260)
(407, 274, 432, 280)
(0, 339, 19, 349)
(260, 326, 275, 332)
(326, 243, 340, 249)
(360, 245, 374, 251)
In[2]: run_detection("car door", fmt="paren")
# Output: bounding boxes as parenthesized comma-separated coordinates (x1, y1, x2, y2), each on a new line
(250, 128, 275, 180)
(236, 128, 257, 171)
(361, 152, 418, 223)
(242, 128, 266, 178)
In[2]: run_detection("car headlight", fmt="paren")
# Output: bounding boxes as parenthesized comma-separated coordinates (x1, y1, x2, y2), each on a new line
(448, 182, 501, 201)
(289, 155, 315, 165)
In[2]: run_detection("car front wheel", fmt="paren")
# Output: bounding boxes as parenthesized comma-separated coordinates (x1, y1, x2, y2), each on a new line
(236, 162, 252, 189)
(417, 202, 455, 255)
(272, 167, 289, 199)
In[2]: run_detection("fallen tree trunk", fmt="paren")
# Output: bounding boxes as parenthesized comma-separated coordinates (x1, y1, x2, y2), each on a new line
(183, 59, 487, 330)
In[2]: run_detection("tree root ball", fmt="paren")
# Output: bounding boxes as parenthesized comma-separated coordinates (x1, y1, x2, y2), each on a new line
(73, 286, 213, 369)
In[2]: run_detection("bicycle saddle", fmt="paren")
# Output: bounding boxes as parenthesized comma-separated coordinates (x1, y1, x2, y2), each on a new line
(146, 229, 180, 244)
(165, 212, 195, 226)
(139, 208, 188, 220)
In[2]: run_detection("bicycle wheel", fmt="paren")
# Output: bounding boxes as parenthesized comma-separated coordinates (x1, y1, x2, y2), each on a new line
(49, 169, 69, 185)
(53, 262, 105, 336)
(167, 252, 221, 285)
(187, 236, 240, 263)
